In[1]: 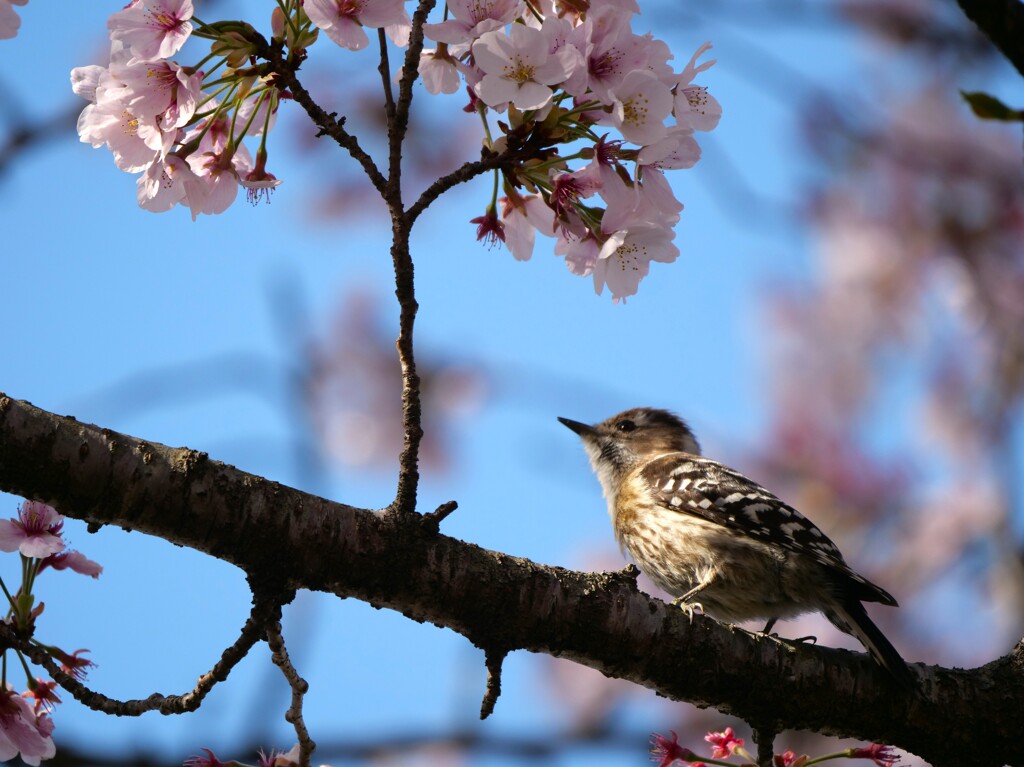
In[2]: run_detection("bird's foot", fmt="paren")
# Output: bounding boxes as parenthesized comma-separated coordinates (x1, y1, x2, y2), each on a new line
(670, 598, 704, 622)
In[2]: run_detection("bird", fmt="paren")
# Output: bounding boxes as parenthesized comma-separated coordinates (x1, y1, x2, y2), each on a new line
(558, 406, 913, 687)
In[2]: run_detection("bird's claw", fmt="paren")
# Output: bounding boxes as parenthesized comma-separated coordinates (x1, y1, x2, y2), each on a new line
(670, 598, 704, 622)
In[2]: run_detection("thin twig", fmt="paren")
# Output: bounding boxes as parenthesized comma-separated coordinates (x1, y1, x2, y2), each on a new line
(253, 38, 388, 194)
(421, 500, 458, 531)
(382, 1, 439, 516)
(267, 621, 316, 767)
(480, 648, 507, 720)
(378, 29, 397, 123)
(392, 0, 440, 163)
(0, 593, 281, 716)
(405, 148, 513, 226)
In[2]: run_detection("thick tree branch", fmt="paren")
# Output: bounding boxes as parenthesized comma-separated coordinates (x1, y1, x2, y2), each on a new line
(955, 0, 1024, 77)
(0, 394, 1022, 766)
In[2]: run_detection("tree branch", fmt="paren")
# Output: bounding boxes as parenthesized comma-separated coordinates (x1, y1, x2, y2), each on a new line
(0, 394, 1022, 766)
(955, 0, 1024, 77)
(0, 589, 282, 716)
(253, 39, 388, 195)
(267, 622, 315, 767)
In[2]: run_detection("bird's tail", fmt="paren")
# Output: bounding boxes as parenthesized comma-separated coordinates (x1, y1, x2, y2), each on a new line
(827, 601, 915, 689)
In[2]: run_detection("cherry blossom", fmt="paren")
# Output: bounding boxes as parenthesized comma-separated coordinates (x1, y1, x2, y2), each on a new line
(576, 13, 650, 103)
(183, 748, 229, 767)
(0, 0, 26, 40)
(0, 501, 64, 559)
(137, 153, 209, 218)
(593, 222, 678, 301)
(472, 24, 577, 111)
(107, 0, 194, 61)
(849, 744, 900, 767)
(675, 42, 721, 131)
(705, 727, 745, 759)
(605, 69, 673, 145)
(53, 649, 95, 681)
(38, 550, 103, 578)
(21, 680, 59, 715)
(305, 0, 410, 51)
(0, 687, 56, 767)
(638, 127, 701, 170)
(186, 146, 254, 215)
(470, 207, 505, 247)
(422, 0, 520, 46)
(418, 48, 462, 95)
(556, 232, 600, 278)
(111, 58, 202, 130)
(649, 731, 698, 767)
(500, 194, 555, 261)
(75, 67, 171, 173)
(67, 0, 718, 292)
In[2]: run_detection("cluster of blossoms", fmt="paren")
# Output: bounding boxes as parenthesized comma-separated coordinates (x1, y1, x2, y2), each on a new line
(72, 0, 294, 219)
(651, 729, 900, 767)
(0, 0, 25, 39)
(413, 0, 721, 300)
(0, 500, 102, 765)
(70, 0, 717, 300)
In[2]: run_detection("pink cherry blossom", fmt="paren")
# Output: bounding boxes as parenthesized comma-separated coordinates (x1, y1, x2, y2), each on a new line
(38, 549, 104, 578)
(22, 680, 59, 715)
(0, 501, 64, 559)
(472, 24, 577, 111)
(186, 145, 254, 215)
(417, 48, 462, 95)
(112, 58, 201, 129)
(422, 0, 519, 45)
(305, 0, 410, 51)
(470, 207, 505, 247)
(70, 64, 106, 102)
(184, 748, 229, 767)
(269, 744, 301, 766)
(704, 727, 745, 759)
(240, 149, 282, 205)
(577, 13, 650, 103)
(849, 743, 900, 767)
(137, 153, 209, 219)
(500, 194, 555, 261)
(0, 0, 26, 40)
(550, 167, 601, 236)
(76, 69, 171, 173)
(675, 42, 721, 131)
(638, 126, 701, 170)
(107, 0, 194, 61)
(649, 731, 698, 767)
(555, 233, 599, 278)
(593, 222, 678, 301)
(606, 69, 673, 145)
(53, 649, 95, 680)
(0, 687, 56, 767)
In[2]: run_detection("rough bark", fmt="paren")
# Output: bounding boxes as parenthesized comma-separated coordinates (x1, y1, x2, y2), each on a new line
(0, 394, 1022, 766)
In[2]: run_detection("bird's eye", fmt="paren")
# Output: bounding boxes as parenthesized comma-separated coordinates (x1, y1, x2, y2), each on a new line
(616, 419, 637, 432)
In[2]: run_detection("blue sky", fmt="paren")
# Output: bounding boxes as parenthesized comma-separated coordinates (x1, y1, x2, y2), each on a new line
(0, 2, 879, 763)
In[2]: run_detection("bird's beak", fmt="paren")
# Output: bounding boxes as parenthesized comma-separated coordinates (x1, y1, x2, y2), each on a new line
(557, 417, 596, 438)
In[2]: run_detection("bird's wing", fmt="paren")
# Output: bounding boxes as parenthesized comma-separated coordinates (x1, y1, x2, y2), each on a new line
(639, 452, 897, 606)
